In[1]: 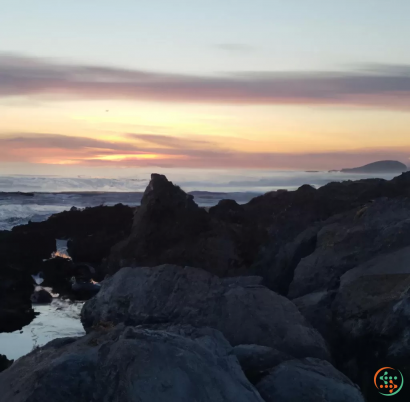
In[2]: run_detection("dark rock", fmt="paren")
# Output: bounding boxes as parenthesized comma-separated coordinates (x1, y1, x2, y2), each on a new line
(108, 174, 244, 276)
(232, 344, 292, 383)
(11, 204, 134, 271)
(292, 290, 337, 342)
(0, 325, 264, 402)
(0, 355, 13, 373)
(332, 247, 410, 369)
(40, 257, 74, 292)
(221, 276, 264, 287)
(256, 358, 365, 402)
(81, 264, 331, 361)
(253, 226, 319, 294)
(0, 230, 49, 332)
(208, 199, 248, 225)
(0, 288, 34, 333)
(12, 203, 134, 241)
(67, 231, 130, 265)
(31, 288, 53, 304)
(71, 278, 101, 300)
(288, 198, 410, 299)
(0, 230, 56, 274)
(250, 173, 410, 293)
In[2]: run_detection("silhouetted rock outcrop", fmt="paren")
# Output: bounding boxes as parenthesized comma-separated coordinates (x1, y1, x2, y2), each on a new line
(108, 174, 244, 276)
(12, 204, 134, 266)
(0, 230, 54, 332)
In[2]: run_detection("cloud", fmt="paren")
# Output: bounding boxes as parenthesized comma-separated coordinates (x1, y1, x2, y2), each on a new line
(6, 134, 135, 151)
(127, 133, 218, 149)
(1, 53, 410, 109)
(0, 132, 408, 170)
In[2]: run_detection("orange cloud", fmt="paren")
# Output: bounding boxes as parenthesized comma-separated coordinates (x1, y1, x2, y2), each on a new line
(0, 133, 408, 170)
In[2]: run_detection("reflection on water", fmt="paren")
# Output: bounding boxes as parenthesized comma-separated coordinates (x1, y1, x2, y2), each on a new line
(51, 239, 71, 259)
(0, 299, 85, 361)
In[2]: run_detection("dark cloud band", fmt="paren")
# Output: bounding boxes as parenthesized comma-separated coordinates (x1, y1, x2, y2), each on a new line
(1, 54, 410, 109)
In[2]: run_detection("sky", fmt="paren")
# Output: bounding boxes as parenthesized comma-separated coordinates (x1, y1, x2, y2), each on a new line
(1, 0, 410, 176)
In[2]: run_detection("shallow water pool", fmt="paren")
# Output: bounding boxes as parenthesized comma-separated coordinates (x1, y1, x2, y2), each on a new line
(0, 299, 85, 361)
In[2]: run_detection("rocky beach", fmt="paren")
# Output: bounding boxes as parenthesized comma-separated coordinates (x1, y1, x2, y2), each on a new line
(1, 171, 410, 401)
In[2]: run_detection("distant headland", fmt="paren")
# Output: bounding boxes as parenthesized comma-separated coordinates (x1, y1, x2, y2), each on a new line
(340, 160, 408, 174)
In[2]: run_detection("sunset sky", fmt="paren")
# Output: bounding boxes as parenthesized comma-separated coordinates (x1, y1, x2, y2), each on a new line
(1, 0, 410, 175)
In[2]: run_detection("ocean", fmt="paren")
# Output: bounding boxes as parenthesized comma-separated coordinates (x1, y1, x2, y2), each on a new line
(0, 170, 399, 231)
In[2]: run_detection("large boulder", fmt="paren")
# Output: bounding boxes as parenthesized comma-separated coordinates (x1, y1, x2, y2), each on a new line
(256, 358, 365, 402)
(107, 174, 244, 276)
(332, 247, 410, 366)
(288, 198, 410, 299)
(292, 243, 410, 398)
(81, 264, 331, 361)
(0, 325, 264, 402)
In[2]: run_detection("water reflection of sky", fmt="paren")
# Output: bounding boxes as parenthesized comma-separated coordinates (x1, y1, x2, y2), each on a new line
(0, 299, 85, 361)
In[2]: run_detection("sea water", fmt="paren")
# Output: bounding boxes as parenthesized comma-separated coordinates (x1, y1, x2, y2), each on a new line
(0, 299, 85, 361)
(0, 170, 399, 231)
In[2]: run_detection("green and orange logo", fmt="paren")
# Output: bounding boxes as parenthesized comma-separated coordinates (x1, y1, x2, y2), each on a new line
(374, 367, 404, 396)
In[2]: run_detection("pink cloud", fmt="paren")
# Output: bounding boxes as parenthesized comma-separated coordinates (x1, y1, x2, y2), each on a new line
(0, 133, 408, 170)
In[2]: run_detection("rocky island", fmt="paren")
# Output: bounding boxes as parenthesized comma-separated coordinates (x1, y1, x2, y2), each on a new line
(1, 171, 410, 401)
(340, 160, 408, 174)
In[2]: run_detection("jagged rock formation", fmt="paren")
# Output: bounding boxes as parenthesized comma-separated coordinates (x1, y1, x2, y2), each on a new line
(107, 174, 244, 276)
